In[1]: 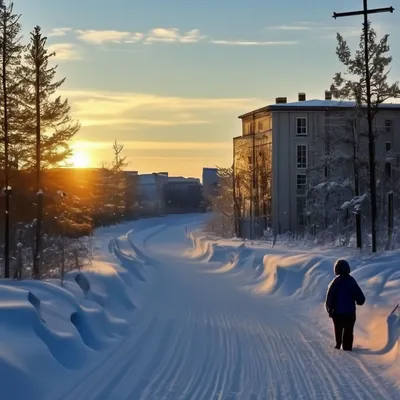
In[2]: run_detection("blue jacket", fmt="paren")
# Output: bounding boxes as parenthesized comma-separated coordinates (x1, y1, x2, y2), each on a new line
(325, 260, 365, 316)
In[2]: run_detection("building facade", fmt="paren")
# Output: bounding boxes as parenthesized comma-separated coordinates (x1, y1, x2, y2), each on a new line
(234, 92, 400, 237)
(202, 167, 219, 199)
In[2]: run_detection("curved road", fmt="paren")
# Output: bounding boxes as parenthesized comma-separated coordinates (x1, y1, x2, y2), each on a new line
(60, 216, 398, 400)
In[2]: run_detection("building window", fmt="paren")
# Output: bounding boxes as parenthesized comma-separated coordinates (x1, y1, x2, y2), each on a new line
(297, 145, 307, 169)
(385, 119, 393, 132)
(385, 162, 392, 178)
(258, 121, 263, 131)
(296, 117, 307, 135)
(386, 142, 392, 152)
(247, 123, 252, 134)
(297, 174, 307, 195)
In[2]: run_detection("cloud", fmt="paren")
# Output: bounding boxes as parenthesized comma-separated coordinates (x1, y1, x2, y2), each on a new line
(320, 24, 384, 40)
(268, 21, 388, 41)
(60, 89, 261, 128)
(210, 39, 298, 46)
(268, 24, 314, 31)
(146, 28, 179, 43)
(137, 28, 205, 44)
(50, 27, 296, 47)
(75, 29, 133, 44)
(48, 27, 73, 37)
(48, 43, 81, 60)
(80, 118, 210, 127)
(74, 28, 205, 45)
(72, 140, 231, 151)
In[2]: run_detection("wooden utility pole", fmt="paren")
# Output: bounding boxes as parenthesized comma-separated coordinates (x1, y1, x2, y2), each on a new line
(333, 1, 394, 253)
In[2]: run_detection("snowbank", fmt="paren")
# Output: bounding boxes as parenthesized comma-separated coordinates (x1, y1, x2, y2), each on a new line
(188, 231, 400, 385)
(0, 224, 152, 400)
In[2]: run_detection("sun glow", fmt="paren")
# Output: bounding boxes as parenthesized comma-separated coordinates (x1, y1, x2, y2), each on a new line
(70, 150, 91, 168)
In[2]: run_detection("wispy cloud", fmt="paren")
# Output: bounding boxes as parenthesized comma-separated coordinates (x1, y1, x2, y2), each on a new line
(61, 89, 261, 128)
(268, 24, 315, 31)
(80, 118, 210, 127)
(268, 21, 388, 41)
(320, 24, 385, 40)
(210, 39, 297, 46)
(73, 140, 231, 151)
(51, 27, 296, 47)
(145, 28, 206, 44)
(74, 28, 205, 45)
(48, 27, 73, 37)
(48, 43, 81, 61)
(75, 29, 135, 44)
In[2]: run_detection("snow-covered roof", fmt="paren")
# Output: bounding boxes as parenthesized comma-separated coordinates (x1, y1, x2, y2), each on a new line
(239, 99, 400, 118)
(273, 99, 357, 108)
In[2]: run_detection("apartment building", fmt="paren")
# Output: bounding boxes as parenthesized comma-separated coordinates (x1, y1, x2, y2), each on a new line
(234, 91, 400, 236)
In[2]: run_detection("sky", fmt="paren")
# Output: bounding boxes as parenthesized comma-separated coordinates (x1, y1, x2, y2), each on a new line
(15, 0, 400, 178)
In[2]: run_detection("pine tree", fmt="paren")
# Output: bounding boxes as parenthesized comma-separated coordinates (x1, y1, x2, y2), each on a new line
(331, 23, 400, 252)
(18, 26, 79, 278)
(0, 1, 24, 278)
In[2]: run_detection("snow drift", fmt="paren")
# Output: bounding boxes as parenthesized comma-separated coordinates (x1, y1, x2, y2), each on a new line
(188, 231, 400, 385)
(0, 225, 152, 400)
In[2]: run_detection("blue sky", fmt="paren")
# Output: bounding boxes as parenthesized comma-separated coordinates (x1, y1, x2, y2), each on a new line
(16, 0, 400, 177)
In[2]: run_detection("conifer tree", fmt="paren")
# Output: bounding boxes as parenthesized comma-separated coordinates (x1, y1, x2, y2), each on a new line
(331, 24, 400, 251)
(18, 26, 79, 278)
(0, 1, 24, 278)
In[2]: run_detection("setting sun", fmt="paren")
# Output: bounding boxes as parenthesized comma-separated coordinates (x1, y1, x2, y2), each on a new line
(70, 150, 91, 168)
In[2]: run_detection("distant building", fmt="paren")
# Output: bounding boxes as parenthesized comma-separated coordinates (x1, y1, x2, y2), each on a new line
(135, 172, 168, 213)
(123, 172, 205, 215)
(234, 91, 400, 238)
(202, 167, 219, 199)
(164, 176, 203, 213)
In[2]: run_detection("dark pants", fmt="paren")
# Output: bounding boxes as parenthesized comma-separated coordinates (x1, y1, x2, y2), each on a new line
(332, 313, 356, 350)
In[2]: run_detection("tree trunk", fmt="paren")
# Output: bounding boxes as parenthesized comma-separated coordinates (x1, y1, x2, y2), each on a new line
(353, 121, 362, 249)
(33, 38, 42, 279)
(2, 17, 10, 278)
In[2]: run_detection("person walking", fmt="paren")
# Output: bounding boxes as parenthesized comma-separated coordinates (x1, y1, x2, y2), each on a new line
(325, 259, 366, 351)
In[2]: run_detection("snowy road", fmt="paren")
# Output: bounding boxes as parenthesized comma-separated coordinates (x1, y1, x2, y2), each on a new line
(57, 216, 398, 400)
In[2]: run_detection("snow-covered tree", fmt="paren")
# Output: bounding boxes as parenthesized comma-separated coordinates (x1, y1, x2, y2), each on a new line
(206, 166, 234, 237)
(18, 26, 79, 277)
(0, 1, 24, 277)
(306, 110, 370, 247)
(331, 23, 400, 252)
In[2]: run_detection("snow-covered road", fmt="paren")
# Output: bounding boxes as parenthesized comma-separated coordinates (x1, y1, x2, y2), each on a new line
(55, 215, 398, 400)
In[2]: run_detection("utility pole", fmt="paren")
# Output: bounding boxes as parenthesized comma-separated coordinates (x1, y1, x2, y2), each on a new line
(333, 1, 394, 253)
(252, 114, 257, 239)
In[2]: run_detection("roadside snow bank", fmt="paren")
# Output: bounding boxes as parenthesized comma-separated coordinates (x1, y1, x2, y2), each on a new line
(189, 231, 400, 383)
(0, 224, 151, 400)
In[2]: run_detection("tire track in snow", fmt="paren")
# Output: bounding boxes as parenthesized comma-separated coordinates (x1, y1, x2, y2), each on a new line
(59, 313, 159, 400)
(143, 311, 194, 399)
(295, 316, 395, 399)
(181, 312, 215, 399)
(123, 318, 177, 399)
(207, 312, 233, 400)
(59, 219, 400, 400)
(191, 312, 224, 400)
(226, 316, 243, 399)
